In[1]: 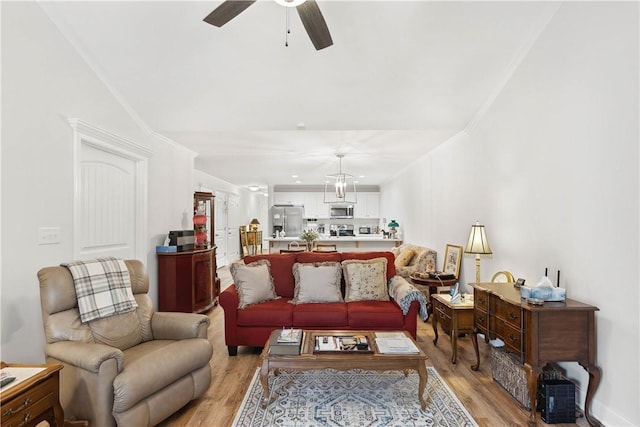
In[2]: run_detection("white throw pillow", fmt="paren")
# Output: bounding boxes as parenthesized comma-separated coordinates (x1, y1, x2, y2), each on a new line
(291, 262, 343, 304)
(342, 257, 389, 302)
(230, 259, 278, 309)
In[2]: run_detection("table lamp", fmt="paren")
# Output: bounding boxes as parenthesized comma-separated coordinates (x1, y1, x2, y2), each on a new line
(388, 220, 399, 239)
(464, 221, 492, 283)
(249, 218, 260, 231)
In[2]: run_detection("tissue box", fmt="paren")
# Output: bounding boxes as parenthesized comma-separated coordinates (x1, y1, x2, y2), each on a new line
(547, 287, 566, 302)
(156, 245, 177, 253)
(520, 286, 533, 299)
(520, 286, 566, 302)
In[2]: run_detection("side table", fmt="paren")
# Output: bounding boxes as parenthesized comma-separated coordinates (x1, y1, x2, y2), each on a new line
(0, 361, 64, 427)
(431, 293, 474, 364)
(409, 275, 458, 316)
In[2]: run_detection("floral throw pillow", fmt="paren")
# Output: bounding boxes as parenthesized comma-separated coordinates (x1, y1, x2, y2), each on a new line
(230, 259, 279, 309)
(394, 248, 415, 268)
(291, 262, 343, 304)
(342, 257, 389, 302)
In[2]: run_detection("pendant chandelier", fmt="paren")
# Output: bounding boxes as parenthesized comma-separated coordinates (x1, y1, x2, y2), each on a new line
(324, 154, 357, 204)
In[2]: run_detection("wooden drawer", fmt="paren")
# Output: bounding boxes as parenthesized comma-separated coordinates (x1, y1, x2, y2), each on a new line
(474, 289, 489, 311)
(495, 299, 522, 328)
(434, 305, 452, 332)
(503, 323, 522, 353)
(2, 377, 56, 426)
(474, 308, 488, 333)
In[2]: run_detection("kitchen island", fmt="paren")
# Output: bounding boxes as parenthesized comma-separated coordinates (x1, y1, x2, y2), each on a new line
(266, 236, 402, 253)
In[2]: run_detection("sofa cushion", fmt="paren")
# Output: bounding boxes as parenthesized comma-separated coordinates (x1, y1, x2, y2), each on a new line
(89, 310, 144, 351)
(340, 252, 396, 280)
(394, 248, 415, 268)
(347, 301, 405, 329)
(113, 338, 212, 413)
(243, 253, 297, 298)
(230, 259, 278, 309)
(237, 298, 293, 327)
(291, 262, 343, 304)
(342, 257, 389, 302)
(293, 302, 348, 327)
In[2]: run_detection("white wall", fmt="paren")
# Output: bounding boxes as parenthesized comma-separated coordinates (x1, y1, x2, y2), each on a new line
(382, 3, 639, 426)
(1, 2, 196, 362)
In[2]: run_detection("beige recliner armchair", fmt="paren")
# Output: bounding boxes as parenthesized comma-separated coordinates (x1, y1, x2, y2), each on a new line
(38, 259, 213, 427)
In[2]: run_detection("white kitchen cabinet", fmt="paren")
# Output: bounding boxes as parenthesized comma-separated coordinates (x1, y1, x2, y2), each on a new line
(354, 192, 380, 218)
(302, 193, 331, 218)
(274, 192, 304, 206)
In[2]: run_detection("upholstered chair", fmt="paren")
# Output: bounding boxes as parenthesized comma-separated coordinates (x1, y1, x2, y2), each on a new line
(38, 259, 213, 427)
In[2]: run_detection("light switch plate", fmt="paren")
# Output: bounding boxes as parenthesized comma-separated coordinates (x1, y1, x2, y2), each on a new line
(38, 227, 61, 245)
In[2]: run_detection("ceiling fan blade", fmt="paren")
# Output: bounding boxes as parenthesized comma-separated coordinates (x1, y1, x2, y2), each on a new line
(203, 0, 257, 27)
(296, 0, 333, 50)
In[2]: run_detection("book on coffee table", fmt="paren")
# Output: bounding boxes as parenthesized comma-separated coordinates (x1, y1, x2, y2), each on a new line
(278, 328, 302, 343)
(269, 330, 303, 355)
(374, 332, 420, 354)
(313, 335, 372, 354)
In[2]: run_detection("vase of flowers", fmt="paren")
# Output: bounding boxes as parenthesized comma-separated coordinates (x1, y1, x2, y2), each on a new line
(299, 229, 319, 251)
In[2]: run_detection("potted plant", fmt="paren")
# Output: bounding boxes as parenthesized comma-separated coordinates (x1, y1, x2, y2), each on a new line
(299, 229, 319, 251)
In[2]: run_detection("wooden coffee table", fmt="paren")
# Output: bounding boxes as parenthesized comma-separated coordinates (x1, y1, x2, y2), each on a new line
(260, 329, 428, 409)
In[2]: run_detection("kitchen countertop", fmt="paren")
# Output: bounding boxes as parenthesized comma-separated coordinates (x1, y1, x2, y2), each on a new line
(265, 235, 401, 242)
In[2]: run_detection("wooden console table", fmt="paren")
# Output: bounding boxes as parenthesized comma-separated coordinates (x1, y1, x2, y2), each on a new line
(470, 282, 601, 427)
(0, 362, 64, 427)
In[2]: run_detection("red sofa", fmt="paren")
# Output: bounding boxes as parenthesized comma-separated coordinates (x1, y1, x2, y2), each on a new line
(219, 251, 420, 355)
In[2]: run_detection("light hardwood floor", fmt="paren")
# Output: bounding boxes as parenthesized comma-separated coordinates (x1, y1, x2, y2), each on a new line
(158, 267, 589, 427)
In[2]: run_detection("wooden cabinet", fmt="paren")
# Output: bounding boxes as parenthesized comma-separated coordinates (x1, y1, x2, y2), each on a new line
(157, 248, 219, 313)
(194, 191, 214, 249)
(0, 362, 64, 427)
(471, 282, 601, 427)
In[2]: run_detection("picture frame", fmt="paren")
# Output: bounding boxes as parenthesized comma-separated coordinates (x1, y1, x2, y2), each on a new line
(443, 244, 463, 279)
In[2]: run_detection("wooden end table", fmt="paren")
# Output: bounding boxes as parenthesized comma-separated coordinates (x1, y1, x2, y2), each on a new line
(0, 361, 64, 427)
(409, 275, 458, 316)
(260, 330, 429, 410)
(431, 293, 474, 364)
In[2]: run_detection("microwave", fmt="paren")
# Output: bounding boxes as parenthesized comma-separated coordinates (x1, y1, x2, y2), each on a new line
(330, 205, 354, 219)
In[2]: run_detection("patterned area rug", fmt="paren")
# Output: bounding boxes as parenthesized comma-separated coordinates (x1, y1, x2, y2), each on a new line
(232, 367, 478, 427)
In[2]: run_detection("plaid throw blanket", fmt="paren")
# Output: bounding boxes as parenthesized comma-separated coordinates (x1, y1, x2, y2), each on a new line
(62, 257, 138, 323)
(388, 275, 429, 321)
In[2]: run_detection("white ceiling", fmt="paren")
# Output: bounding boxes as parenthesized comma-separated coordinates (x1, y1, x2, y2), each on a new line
(40, 0, 556, 190)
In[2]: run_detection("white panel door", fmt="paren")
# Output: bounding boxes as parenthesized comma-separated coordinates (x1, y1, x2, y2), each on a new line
(77, 142, 139, 259)
(227, 194, 240, 262)
(214, 191, 228, 267)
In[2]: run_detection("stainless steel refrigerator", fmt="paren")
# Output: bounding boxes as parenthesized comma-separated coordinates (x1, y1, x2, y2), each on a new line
(271, 205, 304, 237)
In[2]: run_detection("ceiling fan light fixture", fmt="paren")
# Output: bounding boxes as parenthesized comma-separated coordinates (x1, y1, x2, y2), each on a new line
(273, 0, 306, 7)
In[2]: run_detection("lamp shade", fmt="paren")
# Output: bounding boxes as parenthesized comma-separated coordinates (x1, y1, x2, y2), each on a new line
(464, 222, 492, 255)
(388, 220, 399, 228)
(250, 218, 260, 225)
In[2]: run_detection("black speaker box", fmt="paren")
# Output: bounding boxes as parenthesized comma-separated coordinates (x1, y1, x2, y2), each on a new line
(538, 379, 576, 424)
